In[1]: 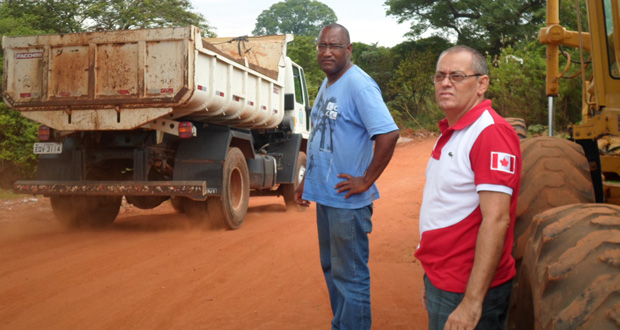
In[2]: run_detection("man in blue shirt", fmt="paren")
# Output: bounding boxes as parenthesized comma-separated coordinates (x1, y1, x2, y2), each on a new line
(294, 23, 399, 330)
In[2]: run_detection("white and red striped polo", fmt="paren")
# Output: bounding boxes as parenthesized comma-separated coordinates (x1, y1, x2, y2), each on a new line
(416, 99, 522, 293)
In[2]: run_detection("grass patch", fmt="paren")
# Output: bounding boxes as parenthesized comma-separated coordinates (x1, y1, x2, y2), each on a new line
(0, 188, 21, 200)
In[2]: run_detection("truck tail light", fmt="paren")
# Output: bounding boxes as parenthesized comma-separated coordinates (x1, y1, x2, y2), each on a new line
(178, 122, 195, 138)
(38, 125, 51, 141)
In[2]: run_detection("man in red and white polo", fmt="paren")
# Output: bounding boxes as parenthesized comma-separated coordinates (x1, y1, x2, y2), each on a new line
(416, 45, 522, 330)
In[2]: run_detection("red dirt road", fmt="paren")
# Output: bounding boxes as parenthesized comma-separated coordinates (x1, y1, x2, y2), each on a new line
(0, 138, 433, 330)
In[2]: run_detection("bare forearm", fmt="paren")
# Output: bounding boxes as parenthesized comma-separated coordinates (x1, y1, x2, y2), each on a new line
(363, 130, 399, 185)
(464, 211, 510, 304)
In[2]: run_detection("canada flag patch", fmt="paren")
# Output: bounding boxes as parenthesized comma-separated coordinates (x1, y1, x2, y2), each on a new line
(491, 152, 516, 174)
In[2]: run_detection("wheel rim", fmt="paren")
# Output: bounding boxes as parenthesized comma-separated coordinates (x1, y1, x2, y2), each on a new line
(230, 166, 244, 211)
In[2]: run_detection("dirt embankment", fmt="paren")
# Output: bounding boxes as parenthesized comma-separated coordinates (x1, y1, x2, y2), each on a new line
(0, 138, 434, 330)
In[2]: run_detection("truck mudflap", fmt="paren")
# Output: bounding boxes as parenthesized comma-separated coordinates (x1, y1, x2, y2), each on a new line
(13, 180, 215, 200)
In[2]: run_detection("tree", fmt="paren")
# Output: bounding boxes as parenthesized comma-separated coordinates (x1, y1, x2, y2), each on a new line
(391, 36, 452, 61)
(487, 41, 583, 133)
(386, 49, 443, 131)
(0, 0, 215, 36)
(253, 0, 337, 37)
(385, 0, 546, 55)
(351, 43, 398, 100)
(87, 0, 215, 35)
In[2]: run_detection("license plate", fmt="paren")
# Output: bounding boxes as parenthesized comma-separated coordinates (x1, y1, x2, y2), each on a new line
(33, 142, 63, 154)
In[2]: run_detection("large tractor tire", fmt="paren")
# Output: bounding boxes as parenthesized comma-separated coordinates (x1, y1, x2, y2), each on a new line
(508, 137, 597, 328)
(505, 117, 527, 139)
(207, 147, 249, 230)
(50, 195, 122, 228)
(508, 203, 620, 329)
(514, 137, 595, 264)
(281, 152, 307, 211)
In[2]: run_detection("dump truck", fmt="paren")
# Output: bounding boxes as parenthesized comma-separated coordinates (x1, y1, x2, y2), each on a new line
(507, 0, 620, 329)
(2, 26, 311, 230)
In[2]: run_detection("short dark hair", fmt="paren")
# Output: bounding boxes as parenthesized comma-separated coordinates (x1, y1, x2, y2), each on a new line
(437, 45, 488, 75)
(319, 23, 350, 44)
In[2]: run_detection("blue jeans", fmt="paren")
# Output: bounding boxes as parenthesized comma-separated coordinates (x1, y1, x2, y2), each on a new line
(424, 274, 512, 330)
(316, 203, 373, 330)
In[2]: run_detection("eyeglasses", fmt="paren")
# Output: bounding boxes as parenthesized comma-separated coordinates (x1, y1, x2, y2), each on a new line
(316, 44, 348, 52)
(432, 73, 483, 84)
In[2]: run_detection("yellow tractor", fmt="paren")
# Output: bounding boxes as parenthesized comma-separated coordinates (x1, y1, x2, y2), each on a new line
(507, 0, 620, 329)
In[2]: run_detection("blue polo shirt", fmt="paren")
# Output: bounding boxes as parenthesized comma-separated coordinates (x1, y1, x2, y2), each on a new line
(302, 65, 398, 209)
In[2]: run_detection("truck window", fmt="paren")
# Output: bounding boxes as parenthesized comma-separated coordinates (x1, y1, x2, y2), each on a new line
(300, 67, 310, 107)
(292, 65, 305, 105)
(604, 0, 620, 78)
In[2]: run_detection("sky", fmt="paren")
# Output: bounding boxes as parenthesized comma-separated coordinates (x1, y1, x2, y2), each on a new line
(189, 0, 412, 47)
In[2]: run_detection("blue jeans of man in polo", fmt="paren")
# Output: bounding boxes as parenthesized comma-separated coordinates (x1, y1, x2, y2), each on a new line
(316, 203, 373, 330)
(424, 274, 513, 330)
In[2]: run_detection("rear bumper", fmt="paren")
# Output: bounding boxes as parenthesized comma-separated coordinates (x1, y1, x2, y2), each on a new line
(13, 180, 216, 200)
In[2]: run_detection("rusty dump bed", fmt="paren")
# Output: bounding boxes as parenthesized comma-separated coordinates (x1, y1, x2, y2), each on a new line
(2, 26, 290, 130)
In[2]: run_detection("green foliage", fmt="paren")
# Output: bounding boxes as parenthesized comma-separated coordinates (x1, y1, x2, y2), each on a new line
(351, 43, 398, 100)
(385, 0, 546, 55)
(386, 49, 444, 131)
(487, 41, 583, 133)
(87, 0, 214, 35)
(0, 104, 38, 188)
(253, 0, 337, 36)
(287, 35, 323, 102)
(527, 123, 546, 135)
(0, 0, 87, 33)
(487, 43, 547, 122)
(0, 0, 215, 35)
(391, 36, 452, 62)
(0, 188, 21, 199)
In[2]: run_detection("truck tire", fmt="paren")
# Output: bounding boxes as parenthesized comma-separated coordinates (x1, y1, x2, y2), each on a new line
(509, 203, 620, 330)
(125, 195, 168, 209)
(183, 197, 215, 227)
(513, 137, 595, 265)
(505, 117, 527, 139)
(281, 152, 307, 211)
(170, 197, 185, 214)
(50, 195, 121, 227)
(207, 147, 250, 230)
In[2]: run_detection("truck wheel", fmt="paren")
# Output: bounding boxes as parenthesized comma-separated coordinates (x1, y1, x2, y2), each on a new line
(281, 152, 307, 211)
(125, 195, 168, 209)
(208, 147, 249, 230)
(509, 203, 620, 330)
(505, 117, 527, 139)
(50, 195, 121, 227)
(183, 198, 217, 227)
(170, 197, 185, 213)
(50, 196, 83, 227)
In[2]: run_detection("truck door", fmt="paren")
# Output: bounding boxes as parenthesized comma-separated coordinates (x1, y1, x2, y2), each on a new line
(291, 63, 311, 137)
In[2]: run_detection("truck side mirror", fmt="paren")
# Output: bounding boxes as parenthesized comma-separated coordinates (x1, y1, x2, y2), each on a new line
(284, 94, 295, 110)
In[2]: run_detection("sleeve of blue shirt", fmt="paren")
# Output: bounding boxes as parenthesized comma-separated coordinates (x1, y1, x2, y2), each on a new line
(353, 83, 399, 139)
